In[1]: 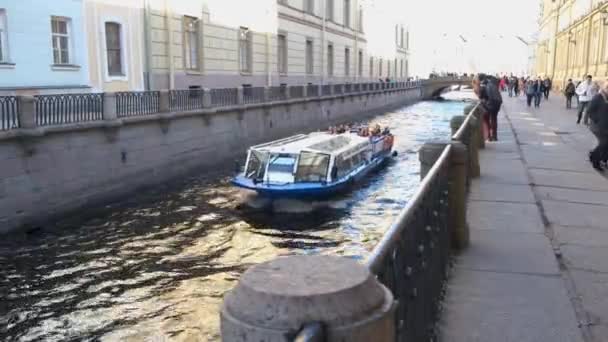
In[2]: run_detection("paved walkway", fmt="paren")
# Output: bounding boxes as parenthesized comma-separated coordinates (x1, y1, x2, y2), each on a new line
(440, 94, 608, 342)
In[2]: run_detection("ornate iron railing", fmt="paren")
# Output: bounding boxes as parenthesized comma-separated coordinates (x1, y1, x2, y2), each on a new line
(243, 87, 265, 104)
(210, 88, 238, 107)
(321, 84, 332, 96)
(344, 83, 353, 93)
(268, 86, 287, 101)
(306, 84, 319, 97)
(289, 85, 305, 99)
(35, 93, 104, 126)
(0, 96, 19, 130)
(116, 91, 160, 117)
(169, 89, 205, 111)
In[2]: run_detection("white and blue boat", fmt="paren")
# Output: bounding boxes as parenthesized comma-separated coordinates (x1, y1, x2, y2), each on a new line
(232, 130, 395, 198)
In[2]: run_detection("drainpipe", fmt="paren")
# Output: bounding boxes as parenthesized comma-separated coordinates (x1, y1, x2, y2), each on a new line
(550, 9, 560, 79)
(164, 0, 175, 90)
(143, 0, 152, 90)
(321, 0, 326, 85)
(266, 33, 271, 86)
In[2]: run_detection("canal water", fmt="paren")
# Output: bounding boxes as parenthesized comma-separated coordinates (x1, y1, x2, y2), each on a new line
(0, 92, 474, 341)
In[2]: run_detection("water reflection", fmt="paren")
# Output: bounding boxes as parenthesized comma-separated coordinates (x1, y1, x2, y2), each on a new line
(0, 94, 471, 341)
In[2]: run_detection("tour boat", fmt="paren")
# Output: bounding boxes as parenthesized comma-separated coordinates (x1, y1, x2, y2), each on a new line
(232, 129, 395, 198)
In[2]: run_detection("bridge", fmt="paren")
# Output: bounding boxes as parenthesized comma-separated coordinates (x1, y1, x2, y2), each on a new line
(422, 75, 473, 99)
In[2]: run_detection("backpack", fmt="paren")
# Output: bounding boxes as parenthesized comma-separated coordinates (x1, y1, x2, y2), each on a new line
(482, 77, 503, 112)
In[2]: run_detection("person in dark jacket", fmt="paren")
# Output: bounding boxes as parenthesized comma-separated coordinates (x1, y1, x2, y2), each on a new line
(474, 73, 502, 141)
(543, 77, 552, 99)
(564, 79, 576, 109)
(526, 80, 536, 107)
(535, 78, 544, 107)
(587, 82, 608, 170)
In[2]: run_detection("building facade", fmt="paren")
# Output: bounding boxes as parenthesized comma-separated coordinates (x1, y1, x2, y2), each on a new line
(0, 0, 90, 95)
(0, 0, 410, 93)
(84, 0, 146, 92)
(535, 0, 608, 90)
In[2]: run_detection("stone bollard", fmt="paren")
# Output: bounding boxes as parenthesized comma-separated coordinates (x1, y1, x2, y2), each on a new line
(467, 115, 481, 178)
(470, 105, 485, 149)
(450, 115, 473, 184)
(448, 142, 469, 250)
(419, 141, 448, 179)
(202, 88, 212, 108)
(17, 95, 37, 129)
(237, 86, 244, 105)
(221, 255, 395, 342)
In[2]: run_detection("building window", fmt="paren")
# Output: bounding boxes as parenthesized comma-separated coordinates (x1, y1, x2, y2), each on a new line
(0, 9, 7, 63)
(327, 43, 334, 76)
(358, 50, 363, 76)
(344, 47, 350, 76)
(387, 60, 391, 77)
(304, 0, 314, 14)
(369, 57, 374, 77)
(51, 16, 72, 65)
(343, 0, 351, 28)
(105, 22, 123, 76)
(379, 59, 383, 76)
(394, 58, 397, 77)
(326, 0, 334, 20)
(400, 27, 404, 47)
(239, 27, 252, 73)
(278, 33, 287, 74)
(184, 16, 199, 70)
(306, 39, 313, 74)
(400, 59, 404, 78)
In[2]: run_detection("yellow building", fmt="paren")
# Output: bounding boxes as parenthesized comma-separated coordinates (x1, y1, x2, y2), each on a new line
(535, 0, 608, 90)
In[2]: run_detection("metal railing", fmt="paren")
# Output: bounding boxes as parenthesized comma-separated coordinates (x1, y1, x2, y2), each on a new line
(366, 145, 451, 342)
(210, 88, 238, 107)
(268, 86, 287, 101)
(0, 96, 19, 130)
(36, 93, 104, 126)
(116, 91, 160, 117)
(170, 89, 205, 111)
(321, 84, 332, 96)
(243, 87, 265, 104)
(306, 84, 319, 97)
(289, 85, 305, 99)
(344, 83, 353, 93)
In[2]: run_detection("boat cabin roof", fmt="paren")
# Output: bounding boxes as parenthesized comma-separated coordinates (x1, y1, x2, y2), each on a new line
(250, 132, 370, 156)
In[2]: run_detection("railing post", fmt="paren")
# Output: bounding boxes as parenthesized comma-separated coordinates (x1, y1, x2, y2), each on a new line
(159, 90, 170, 113)
(17, 95, 37, 128)
(334, 84, 343, 95)
(302, 84, 308, 98)
(263, 86, 271, 102)
(467, 115, 481, 178)
(237, 86, 244, 105)
(103, 92, 118, 120)
(202, 88, 212, 108)
(449, 141, 469, 250)
(473, 105, 485, 149)
(221, 255, 395, 341)
(284, 85, 291, 100)
(451, 115, 480, 179)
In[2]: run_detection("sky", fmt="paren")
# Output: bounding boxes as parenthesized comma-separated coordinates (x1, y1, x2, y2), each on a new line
(205, 0, 541, 77)
(363, 0, 541, 76)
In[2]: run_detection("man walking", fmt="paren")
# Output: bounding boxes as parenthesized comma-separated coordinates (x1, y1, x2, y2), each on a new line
(534, 78, 543, 108)
(564, 79, 576, 109)
(543, 77, 552, 100)
(576, 75, 593, 124)
(586, 81, 608, 170)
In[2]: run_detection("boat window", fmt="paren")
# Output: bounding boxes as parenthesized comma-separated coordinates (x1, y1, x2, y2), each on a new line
(295, 152, 330, 182)
(245, 150, 269, 180)
(267, 155, 296, 174)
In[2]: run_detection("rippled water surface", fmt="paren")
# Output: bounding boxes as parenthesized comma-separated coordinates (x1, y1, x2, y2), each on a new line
(0, 93, 472, 341)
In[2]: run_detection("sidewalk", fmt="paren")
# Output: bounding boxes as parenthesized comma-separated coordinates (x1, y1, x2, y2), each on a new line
(439, 94, 608, 342)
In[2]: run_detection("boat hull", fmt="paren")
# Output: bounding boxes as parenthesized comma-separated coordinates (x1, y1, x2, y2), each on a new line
(232, 150, 392, 199)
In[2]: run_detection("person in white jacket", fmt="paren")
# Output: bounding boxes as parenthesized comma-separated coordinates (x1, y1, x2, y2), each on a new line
(576, 75, 593, 124)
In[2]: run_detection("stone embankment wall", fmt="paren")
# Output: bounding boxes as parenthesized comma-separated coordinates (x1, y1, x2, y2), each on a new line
(0, 87, 422, 233)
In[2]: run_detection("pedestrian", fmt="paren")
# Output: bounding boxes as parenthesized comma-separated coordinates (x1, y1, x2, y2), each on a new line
(564, 79, 576, 109)
(586, 81, 608, 170)
(543, 77, 552, 100)
(535, 78, 543, 108)
(474, 73, 503, 141)
(519, 77, 526, 97)
(526, 79, 536, 107)
(512, 75, 519, 96)
(583, 81, 600, 125)
(576, 75, 593, 124)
